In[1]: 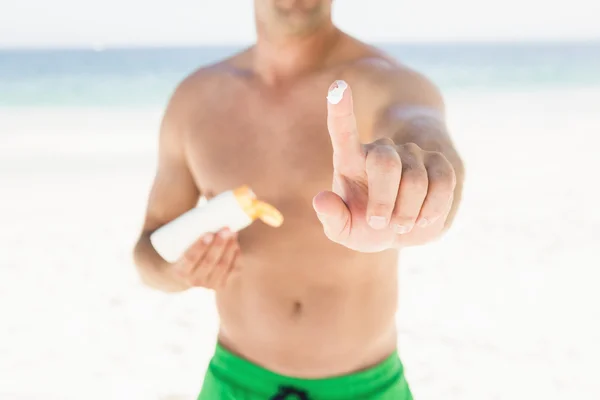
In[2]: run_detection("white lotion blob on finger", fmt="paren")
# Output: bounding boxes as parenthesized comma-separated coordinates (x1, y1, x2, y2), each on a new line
(327, 80, 348, 104)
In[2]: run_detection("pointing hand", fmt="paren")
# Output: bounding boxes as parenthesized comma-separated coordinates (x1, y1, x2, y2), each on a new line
(313, 80, 456, 252)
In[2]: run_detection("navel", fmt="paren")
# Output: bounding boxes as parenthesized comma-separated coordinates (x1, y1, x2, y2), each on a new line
(291, 301, 303, 317)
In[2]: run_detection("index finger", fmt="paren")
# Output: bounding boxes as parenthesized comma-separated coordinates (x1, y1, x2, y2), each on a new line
(327, 80, 363, 170)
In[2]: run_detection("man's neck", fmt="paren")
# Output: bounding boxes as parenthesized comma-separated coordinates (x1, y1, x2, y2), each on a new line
(253, 23, 341, 84)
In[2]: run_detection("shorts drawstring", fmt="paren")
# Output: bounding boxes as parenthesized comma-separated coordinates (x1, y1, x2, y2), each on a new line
(269, 385, 310, 399)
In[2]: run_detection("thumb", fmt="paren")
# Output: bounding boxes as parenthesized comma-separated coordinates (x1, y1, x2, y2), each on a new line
(313, 190, 350, 242)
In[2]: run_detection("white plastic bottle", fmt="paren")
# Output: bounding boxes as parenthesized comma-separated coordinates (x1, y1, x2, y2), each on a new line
(150, 185, 283, 263)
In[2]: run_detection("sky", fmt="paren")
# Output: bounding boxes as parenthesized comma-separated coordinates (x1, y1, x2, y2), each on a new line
(1, 0, 599, 48)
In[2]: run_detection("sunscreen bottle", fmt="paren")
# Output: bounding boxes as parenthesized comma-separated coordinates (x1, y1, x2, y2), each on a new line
(150, 185, 283, 263)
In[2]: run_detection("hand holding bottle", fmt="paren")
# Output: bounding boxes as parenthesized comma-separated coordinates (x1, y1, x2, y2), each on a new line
(170, 228, 240, 289)
(150, 186, 283, 263)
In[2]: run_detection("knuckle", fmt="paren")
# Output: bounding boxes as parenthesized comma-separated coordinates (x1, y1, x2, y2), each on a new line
(372, 137, 395, 147)
(427, 161, 456, 190)
(401, 142, 421, 154)
(369, 145, 401, 171)
(380, 158, 401, 174)
(398, 150, 418, 170)
(427, 151, 452, 168)
(403, 167, 428, 189)
(426, 150, 447, 164)
(428, 169, 454, 188)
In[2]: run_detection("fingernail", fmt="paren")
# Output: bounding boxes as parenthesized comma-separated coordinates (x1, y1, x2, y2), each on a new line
(219, 229, 233, 239)
(316, 212, 328, 222)
(394, 224, 411, 234)
(327, 80, 348, 104)
(417, 218, 430, 227)
(368, 216, 388, 230)
(202, 233, 214, 244)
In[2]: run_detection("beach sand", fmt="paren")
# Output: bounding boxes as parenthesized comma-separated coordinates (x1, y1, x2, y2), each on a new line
(1, 89, 599, 399)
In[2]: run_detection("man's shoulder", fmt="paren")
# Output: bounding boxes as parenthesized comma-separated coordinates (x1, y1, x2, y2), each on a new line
(333, 38, 445, 131)
(162, 48, 253, 123)
(170, 48, 253, 103)
(338, 41, 443, 113)
(343, 46, 438, 98)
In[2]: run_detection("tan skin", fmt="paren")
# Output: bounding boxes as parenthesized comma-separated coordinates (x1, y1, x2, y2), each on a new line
(134, 0, 464, 379)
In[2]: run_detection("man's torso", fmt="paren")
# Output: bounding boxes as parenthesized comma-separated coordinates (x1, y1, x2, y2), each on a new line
(178, 39, 401, 378)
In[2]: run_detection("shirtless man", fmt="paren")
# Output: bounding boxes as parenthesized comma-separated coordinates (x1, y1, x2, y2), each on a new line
(133, 1, 464, 398)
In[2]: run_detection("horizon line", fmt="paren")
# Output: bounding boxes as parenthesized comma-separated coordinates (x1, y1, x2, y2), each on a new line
(1, 37, 600, 52)
(0, 37, 600, 52)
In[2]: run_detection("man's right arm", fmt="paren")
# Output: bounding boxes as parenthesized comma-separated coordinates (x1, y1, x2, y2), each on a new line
(133, 84, 201, 292)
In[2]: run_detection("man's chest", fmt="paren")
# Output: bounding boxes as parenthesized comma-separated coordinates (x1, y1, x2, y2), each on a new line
(185, 99, 335, 204)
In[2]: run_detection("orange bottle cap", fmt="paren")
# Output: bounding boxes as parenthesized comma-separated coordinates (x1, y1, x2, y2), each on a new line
(232, 185, 283, 227)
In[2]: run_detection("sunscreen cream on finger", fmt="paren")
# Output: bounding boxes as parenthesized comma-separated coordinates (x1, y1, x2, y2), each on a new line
(150, 185, 283, 263)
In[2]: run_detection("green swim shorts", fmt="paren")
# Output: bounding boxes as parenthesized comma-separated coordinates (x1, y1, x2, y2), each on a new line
(198, 344, 413, 399)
